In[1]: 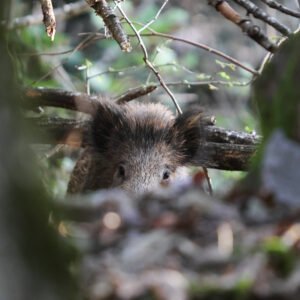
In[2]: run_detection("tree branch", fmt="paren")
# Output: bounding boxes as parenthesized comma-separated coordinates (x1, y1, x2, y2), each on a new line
(29, 116, 259, 171)
(23, 86, 158, 113)
(24, 87, 100, 115)
(136, 30, 260, 76)
(115, 84, 157, 104)
(233, 0, 292, 36)
(208, 0, 278, 52)
(4, 1, 90, 31)
(40, 0, 56, 41)
(260, 0, 300, 19)
(86, 0, 131, 52)
(24, 87, 260, 171)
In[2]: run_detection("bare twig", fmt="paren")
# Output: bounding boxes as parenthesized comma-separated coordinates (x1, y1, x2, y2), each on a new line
(78, 30, 259, 76)
(260, 0, 300, 19)
(26, 33, 105, 57)
(5, 0, 89, 31)
(233, 0, 292, 36)
(74, 48, 254, 87)
(30, 63, 63, 87)
(114, 1, 183, 114)
(135, 30, 260, 76)
(120, 78, 252, 92)
(137, 0, 169, 33)
(42, 145, 65, 160)
(208, 0, 278, 52)
(86, 0, 131, 52)
(203, 167, 213, 195)
(165, 79, 252, 87)
(23, 84, 256, 120)
(115, 85, 157, 104)
(30, 34, 103, 86)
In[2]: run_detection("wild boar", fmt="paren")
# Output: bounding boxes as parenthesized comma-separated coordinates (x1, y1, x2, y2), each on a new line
(67, 100, 204, 195)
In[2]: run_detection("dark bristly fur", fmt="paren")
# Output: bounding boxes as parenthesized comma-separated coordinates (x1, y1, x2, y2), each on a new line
(67, 100, 203, 195)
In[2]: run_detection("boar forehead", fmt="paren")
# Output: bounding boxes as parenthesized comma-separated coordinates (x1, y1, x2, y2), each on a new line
(108, 124, 183, 167)
(108, 105, 183, 163)
(119, 103, 175, 140)
(118, 142, 178, 168)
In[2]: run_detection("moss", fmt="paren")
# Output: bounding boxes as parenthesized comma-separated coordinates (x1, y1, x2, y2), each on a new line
(254, 31, 300, 142)
(263, 237, 295, 278)
(189, 278, 253, 300)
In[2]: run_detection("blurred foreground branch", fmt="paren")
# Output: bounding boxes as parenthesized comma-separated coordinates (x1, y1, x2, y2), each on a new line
(0, 1, 78, 297)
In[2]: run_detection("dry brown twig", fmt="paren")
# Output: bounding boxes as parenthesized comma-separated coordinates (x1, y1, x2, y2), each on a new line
(4, 1, 89, 31)
(233, 0, 291, 36)
(115, 85, 157, 104)
(208, 0, 278, 52)
(137, 30, 259, 76)
(260, 0, 300, 19)
(86, 0, 131, 52)
(30, 33, 105, 86)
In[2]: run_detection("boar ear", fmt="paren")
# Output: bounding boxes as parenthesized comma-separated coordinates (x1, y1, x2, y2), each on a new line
(172, 108, 204, 164)
(90, 102, 127, 152)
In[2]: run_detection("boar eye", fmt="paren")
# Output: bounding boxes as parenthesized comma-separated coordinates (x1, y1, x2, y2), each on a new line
(117, 164, 126, 178)
(162, 170, 170, 181)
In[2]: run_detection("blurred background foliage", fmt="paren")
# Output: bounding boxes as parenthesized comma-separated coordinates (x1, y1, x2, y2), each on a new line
(8, 0, 300, 197)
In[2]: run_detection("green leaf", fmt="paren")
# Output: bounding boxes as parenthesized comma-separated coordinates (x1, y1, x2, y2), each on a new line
(209, 84, 218, 90)
(216, 59, 236, 71)
(196, 73, 211, 80)
(218, 71, 231, 80)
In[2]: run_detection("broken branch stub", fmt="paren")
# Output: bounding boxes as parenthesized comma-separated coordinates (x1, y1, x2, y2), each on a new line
(40, 0, 56, 41)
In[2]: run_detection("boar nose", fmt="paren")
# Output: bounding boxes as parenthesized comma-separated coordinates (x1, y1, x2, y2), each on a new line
(122, 180, 153, 196)
(128, 184, 150, 196)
